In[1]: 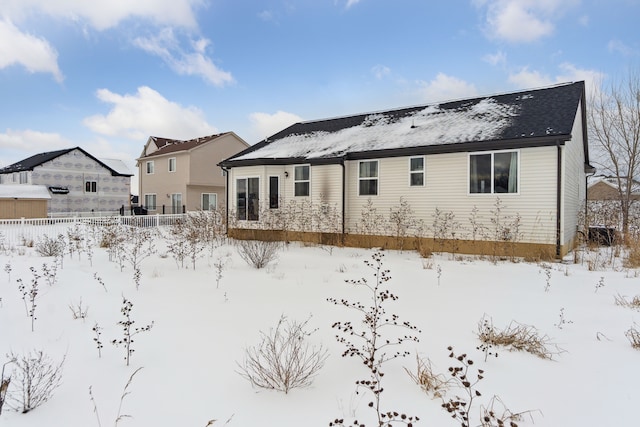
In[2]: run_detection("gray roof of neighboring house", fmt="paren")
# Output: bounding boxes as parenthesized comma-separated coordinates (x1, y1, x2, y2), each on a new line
(0, 147, 133, 177)
(221, 81, 587, 167)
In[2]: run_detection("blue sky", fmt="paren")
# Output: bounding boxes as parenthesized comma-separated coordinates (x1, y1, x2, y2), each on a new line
(0, 0, 638, 194)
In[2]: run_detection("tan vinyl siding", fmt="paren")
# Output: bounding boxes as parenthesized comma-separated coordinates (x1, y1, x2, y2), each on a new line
(344, 148, 558, 245)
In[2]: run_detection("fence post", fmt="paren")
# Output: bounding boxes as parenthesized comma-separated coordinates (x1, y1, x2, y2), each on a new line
(155, 213, 160, 228)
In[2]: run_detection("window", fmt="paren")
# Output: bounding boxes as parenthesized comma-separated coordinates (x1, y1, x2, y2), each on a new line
(19, 171, 28, 184)
(469, 151, 518, 194)
(202, 193, 217, 210)
(294, 165, 310, 196)
(269, 176, 279, 209)
(358, 160, 378, 196)
(409, 157, 424, 186)
(144, 194, 157, 210)
(168, 157, 176, 172)
(237, 177, 259, 221)
(171, 193, 182, 214)
(146, 161, 154, 174)
(85, 180, 97, 193)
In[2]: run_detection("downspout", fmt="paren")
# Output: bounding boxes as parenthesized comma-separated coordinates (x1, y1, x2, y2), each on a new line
(556, 144, 562, 258)
(222, 166, 230, 236)
(341, 157, 346, 240)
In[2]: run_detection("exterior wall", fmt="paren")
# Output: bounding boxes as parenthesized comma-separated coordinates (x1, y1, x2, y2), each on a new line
(139, 152, 190, 213)
(139, 134, 248, 212)
(561, 102, 587, 251)
(0, 199, 48, 219)
(228, 145, 562, 255)
(26, 149, 130, 214)
(587, 182, 620, 200)
(342, 147, 558, 246)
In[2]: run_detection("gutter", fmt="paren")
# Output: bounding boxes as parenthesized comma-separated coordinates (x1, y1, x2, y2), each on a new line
(341, 157, 346, 237)
(221, 165, 230, 234)
(556, 143, 562, 258)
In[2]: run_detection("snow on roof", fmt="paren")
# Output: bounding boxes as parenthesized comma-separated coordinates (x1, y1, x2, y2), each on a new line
(0, 185, 51, 199)
(99, 158, 132, 175)
(235, 99, 519, 160)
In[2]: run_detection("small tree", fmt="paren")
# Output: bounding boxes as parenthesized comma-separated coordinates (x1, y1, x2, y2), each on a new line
(111, 297, 154, 366)
(588, 69, 640, 238)
(328, 251, 420, 426)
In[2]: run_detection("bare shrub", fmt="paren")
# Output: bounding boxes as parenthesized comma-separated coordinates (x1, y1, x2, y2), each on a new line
(237, 239, 280, 269)
(475, 315, 563, 360)
(111, 297, 154, 366)
(34, 235, 65, 258)
(6, 350, 65, 413)
(237, 315, 328, 394)
(0, 361, 10, 415)
(69, 298, 89, 320)
(625, 324, 640, 349)
(614, 293, 640, 310)
(405, 355, 453, 399)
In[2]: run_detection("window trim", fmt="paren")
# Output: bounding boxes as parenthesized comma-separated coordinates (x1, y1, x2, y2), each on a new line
(146, 161, 154, 175)
(144, 193, 157, 211)
(293, 165, 310, 197)
(168, 157, 176, 173)
(358, 160, 379, 196)
(468, 149, 520, 195)
(409, 156, 425, 187)
(201, 193, 217, 210)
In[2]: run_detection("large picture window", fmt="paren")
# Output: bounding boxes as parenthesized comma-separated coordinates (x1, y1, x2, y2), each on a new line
(469, 151, 518, 194)
(294, 165, 310, 196)
(409, 157, 424, 186)
(359, 160, 378, 196)
(237, 177, 259, 221)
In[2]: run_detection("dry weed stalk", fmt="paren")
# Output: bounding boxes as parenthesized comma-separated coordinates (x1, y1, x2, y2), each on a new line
(405, 355, 453, 398)
(476, 315, 564, 360)
(614, 293, 640, 310)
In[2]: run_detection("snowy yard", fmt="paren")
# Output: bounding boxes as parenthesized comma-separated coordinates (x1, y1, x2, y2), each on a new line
(0, 233, 638, 427)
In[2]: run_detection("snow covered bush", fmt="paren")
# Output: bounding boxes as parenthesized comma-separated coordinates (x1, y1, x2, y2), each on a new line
(5, 350, 65, 413)
(237, 239, 280, 269)
(237, 315, 328, 394)
(34, 235, 65, 258)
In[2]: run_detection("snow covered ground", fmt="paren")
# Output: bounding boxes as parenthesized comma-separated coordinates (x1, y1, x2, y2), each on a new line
(0, 236, 638, 426)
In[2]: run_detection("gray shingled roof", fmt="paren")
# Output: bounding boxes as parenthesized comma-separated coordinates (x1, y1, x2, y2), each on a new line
(221, 81, 586, 167)
(0, 147, 133, 176)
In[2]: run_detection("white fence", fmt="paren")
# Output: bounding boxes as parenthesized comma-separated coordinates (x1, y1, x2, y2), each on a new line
(0, 214, 187, 247)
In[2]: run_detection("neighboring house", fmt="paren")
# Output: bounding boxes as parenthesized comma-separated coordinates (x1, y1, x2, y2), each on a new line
(220, 81, 592, 258)
(587, 175, 640, 201)
(137, 133, 249, 214)
(0, 147, 132, 215)
(0, 184, 50, 219)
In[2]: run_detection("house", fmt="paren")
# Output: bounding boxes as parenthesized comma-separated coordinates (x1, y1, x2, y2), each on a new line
(136, 132, 249, 214)
(587, 175, 640, 201)
(0, 184, 50, 219)
(0, 147, 132, 215)
(219, 81, 592, 258)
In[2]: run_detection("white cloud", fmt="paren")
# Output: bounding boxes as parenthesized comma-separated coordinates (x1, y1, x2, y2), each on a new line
(83, 86, 218, 141)
(483, 50, 507, 66)
(1, 0, 202, 31)
(249, 111, 303, 140)
(608, 39, 638, 56)
(508, 63, 605, 90)
(474, 0, 578, 43)
(371, 64, 391, 79)
(345, 0, 362, 8)
(134, 29, 234, 87)
(579, 15, 589, 26)
(417, 73, 478, 103)
(0, 19, 63, 82)
(0, 128, 71, 152)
